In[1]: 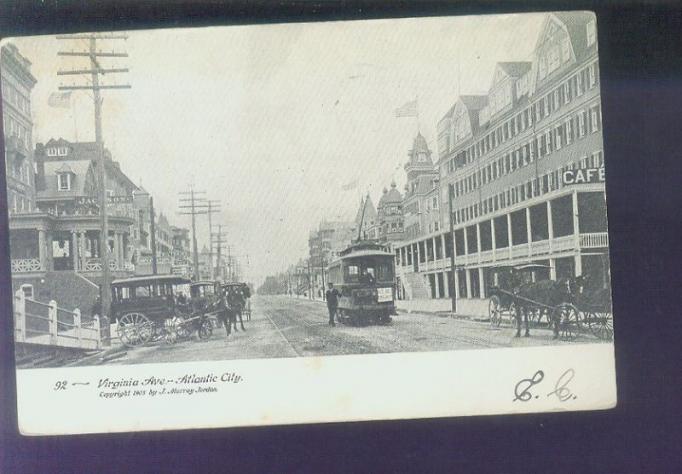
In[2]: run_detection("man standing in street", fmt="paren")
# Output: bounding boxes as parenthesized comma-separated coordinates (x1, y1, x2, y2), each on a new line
(325, 282, 341, 327)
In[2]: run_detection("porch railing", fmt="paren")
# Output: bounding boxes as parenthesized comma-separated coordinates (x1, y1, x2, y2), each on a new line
(580, 232, 609, 248)
(11, 258, 43, 273)
(14, 290, 102, 350)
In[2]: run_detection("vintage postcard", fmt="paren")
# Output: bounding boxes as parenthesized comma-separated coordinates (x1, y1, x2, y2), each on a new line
(2, 11, 616, 435)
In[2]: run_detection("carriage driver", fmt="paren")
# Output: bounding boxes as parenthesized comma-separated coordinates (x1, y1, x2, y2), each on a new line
(325, 282, 341, 327)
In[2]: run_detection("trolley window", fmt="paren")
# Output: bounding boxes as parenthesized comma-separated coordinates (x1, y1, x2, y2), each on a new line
(343, 257, 394, 283)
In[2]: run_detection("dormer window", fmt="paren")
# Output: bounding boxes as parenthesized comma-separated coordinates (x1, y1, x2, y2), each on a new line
(57, 172, 72, 191)
(586, 20, 596, 47)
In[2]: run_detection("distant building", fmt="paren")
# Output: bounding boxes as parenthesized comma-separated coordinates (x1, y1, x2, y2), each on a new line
(354, 195, 378, 240)
(171, 226, 191, 276)
(376, 181, 404, 243)
(2, 43, 37, 215)
(308, 220, 355, 296)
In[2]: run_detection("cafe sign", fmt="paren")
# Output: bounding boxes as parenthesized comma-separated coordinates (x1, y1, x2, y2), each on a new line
(561, 167, 605, 186)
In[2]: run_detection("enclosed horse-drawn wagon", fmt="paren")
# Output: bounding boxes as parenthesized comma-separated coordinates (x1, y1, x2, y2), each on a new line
(111, 275, 213, 347)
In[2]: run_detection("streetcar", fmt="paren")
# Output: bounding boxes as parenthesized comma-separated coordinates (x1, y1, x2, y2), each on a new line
(326, 240, 396, 326)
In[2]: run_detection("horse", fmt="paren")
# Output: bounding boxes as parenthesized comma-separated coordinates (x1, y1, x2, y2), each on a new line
(512, 275, 582, 338)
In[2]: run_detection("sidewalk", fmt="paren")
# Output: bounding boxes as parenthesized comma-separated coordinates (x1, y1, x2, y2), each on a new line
(395, 298, 489, 322)
(288, 294, 489, 322)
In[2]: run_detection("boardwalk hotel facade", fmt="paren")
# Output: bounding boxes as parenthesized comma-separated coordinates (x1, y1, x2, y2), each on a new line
(390, 12, 609, 315)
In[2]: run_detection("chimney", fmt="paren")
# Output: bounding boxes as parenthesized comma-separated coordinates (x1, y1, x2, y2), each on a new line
(35, 147, 46, 191)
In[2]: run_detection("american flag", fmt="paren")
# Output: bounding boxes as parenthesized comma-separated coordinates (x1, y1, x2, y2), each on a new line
(342, 179, 358, 191)
(394, 99, 418, 118)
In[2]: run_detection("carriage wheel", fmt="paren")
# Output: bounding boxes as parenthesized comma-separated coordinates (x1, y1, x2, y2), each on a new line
(198, 320, 213, 340)
(117, 312, 153, 347)
(160, 327, 177, 345)
(552, 303, 580, 340)
(488, 296, 501, 327)
(587, 311, 613, 340)
(173, 316, 192, 339)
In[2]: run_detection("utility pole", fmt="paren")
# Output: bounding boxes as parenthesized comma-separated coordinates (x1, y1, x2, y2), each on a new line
(149, 196, 158, 275)
(447, 184, 457, 313)
(57, 33, 131, 318)
(308, 259, 312, 300)
(211, 224, 228, 281)
(205, 200, 220, 279)
(178, 188, 208, 280)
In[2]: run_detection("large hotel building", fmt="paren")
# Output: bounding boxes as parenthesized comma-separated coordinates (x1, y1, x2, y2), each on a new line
(395, 12, 609, 315)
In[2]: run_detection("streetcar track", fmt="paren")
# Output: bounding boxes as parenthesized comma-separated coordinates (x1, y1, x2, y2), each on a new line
(260, 306, 303, 357)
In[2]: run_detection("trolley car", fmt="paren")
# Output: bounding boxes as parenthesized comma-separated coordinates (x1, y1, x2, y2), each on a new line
(326, 240, 396, 326)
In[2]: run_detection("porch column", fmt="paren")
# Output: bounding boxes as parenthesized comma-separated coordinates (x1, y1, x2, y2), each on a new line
(507, 213, 513, 260)
(463, 226, 469, 259)
(432, 236, 437, 262)
(79, 232, 87, 271)
(572, 190, 582, 276)
(526, 207, 532, 255)
(444, 271, 450, 298)
(71, 231, 78, 271)
(441, 233, 446, 261)
(117, 232, 124, 268)
(415, 242, 421, 271)
(453, 270, 460, 299)
(491, 218, 497, 262)
(547, 200, 554, 252)
(465, 269, 472, 299)
(549, 258, 557, 280)
(37, 230, 46, 271)
(434, 272, 440, 298)
(476, 223, 482, 263)
(479, 267, 486, 298)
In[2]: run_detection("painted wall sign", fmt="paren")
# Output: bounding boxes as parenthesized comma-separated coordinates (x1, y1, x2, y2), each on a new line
(562, 167, 606, 185)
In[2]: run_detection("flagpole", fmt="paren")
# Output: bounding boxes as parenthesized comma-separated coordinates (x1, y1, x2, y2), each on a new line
(71, 93, 79, 142)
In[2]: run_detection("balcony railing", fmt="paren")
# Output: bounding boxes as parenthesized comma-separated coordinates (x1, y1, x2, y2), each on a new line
(530, 240, 550, 256)
(580, 232, 609, 248)
(84, 258, 120, 272)
(511, 244, 528, 259)
(480, 250, 494, 263)
(553, 235, 575, 252)
(11, 258, 43, 273)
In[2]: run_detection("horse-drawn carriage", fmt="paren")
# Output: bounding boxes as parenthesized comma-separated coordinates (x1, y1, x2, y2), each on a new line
(487, 263, 613, 340)
(111, 275, 213, 347)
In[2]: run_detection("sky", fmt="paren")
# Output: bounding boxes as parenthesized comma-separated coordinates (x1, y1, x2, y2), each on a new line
(9, 13, 546, 286)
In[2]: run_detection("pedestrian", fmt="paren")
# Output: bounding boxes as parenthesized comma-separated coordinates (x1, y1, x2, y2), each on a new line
(325, 282, 341, 327)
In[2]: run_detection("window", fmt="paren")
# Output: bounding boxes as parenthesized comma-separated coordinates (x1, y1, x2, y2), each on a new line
(587, 20, 596, 47)
(578, 111, 587, 137)
(590, 105, 601, 132)
(589, 64, 597, 87)
(57, 172, 71, 191)
(561, 38, 571, 63)
(21, 284, 34, 298)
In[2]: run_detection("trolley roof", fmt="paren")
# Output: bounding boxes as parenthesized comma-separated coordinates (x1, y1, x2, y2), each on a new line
(111, 275, 192, 287)
(190, 280, 219, 287)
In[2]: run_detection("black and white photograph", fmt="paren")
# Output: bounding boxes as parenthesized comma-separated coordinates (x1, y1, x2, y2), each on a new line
(2, 10, 617, 434)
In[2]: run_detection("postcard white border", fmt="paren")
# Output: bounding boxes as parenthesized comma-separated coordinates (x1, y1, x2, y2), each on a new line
(16, 343, 616, 435)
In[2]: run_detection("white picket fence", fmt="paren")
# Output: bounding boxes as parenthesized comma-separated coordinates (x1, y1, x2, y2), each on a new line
(14, 290, 102, 350)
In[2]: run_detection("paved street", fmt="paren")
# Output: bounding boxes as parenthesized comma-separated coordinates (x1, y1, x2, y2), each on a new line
(97, 296, 602, 366)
